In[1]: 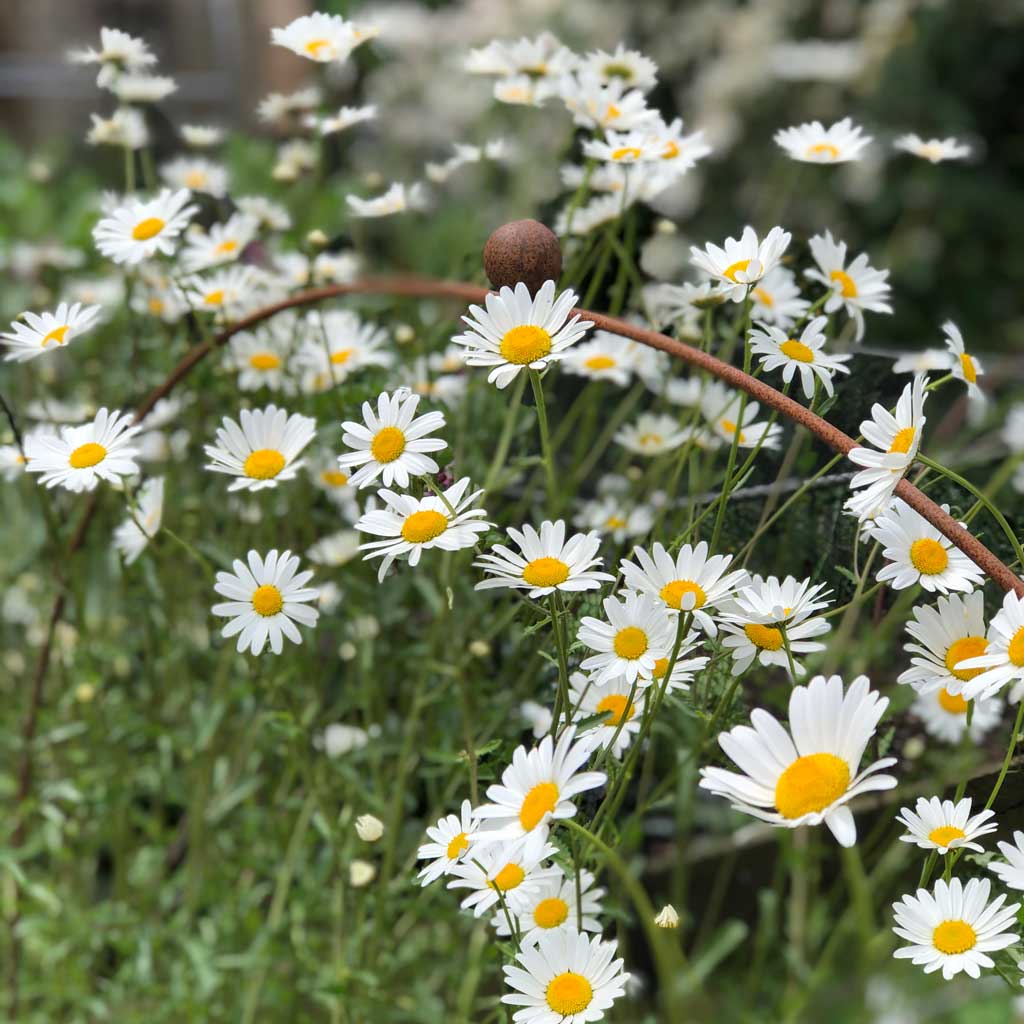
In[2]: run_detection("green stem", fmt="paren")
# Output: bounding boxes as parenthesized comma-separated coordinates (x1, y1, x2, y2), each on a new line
(528, 369, 557, 511)
(482, 371, 527, 495)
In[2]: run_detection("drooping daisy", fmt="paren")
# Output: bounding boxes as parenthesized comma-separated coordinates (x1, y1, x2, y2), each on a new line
(898, 592, 989, 695)
(619, 541, 746, 637)
(473, 726, 605, 844)
(806, 230, 892, 341)
(355, 477, 490, 581)
(614, 412, 691, 456)
(181, 124, 223, 148)
(93, 188, 197, 265)
(892, 348, 953, 375)
(25, 408, 140, 493)
(990, 832, 1024, 891)
(307, 104, 377, 136)
(847, 374, 927, 518)
(270, 12, 376, 63)
(181, 213, 259, 272)
(869, 499, 984, 594)
(700, 674, 896, 846)
(498, 867, 605, 949)
(896, 797, 997, 855)
(211, 549, 319, 656)
(576, 44, 658, 92)
(942, 321, 985, 402)
(307, 529, 361, 568)
(453, 280, 593, 390)
(114, 476, 164, 564)
(502, 928, 629, 1022)
(577, 591, 675, 686)
(955, 592, 1024, 701)
(560, 332, 635, 387)
(774, 118, 872, 164)
(160, 156, 229, 198)
(337, 389, 446, 489)
(113, 73, 177, 103)
(521, 701, 554, 739)
(690, 225, 792, 302)
(203, 405, 316, 492)
(892, 877, 1019, 980)
(346, 183, 427, 218)
(748, 316, 851, 399)
(749, 266, 811, 328)
(569, 671, 647, 757)
(229, 327, 294, 392)
(911, 687, 1003, 744)
(68, 26, 156, 88)
(700, 383, 783, 450)
(416, 800, 479, 886)
(1, 302, 102, 363)
(474, 521, 612, 599)
(894, 135, 971, 164)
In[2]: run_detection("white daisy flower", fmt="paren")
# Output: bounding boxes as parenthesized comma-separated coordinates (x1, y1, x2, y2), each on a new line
(501, 929, 629, 1022)
(229, 327, 294, 392)
(942, 320, 985, 401)
(897, 797, 997, 855)
(569, 671, 647, 757)
(898, 592, 989, 696)
(25, 407, 140, 493)
(181, 213, 259, 272)
(521, 701, 554, 739)
(203, 405, 316, 492)
(313, 250, 359, 284)
(466, 32, 576, 89)
(892, 877, 1019, 980)
(307, 529, 360, 568)
(112, 74, 177, 103)
(614, 412, 692, 456)
(497, 866, 604, 949)
(560, 332, 635, 387)
(1, 302, 102, 363)
(573, 497, 654, 543)
(473, 726, 605, 844)
(560, 71, 658, 133)
(690, 225, 792, 302)
(346, 183, 427, 218)
(294, 310, 394, 393)
(160, 156, 229, 198)
(395, 355, 467, 408)
(308, 451, 358, 515)
(68, 27, 156, 87)
(236, 195, 292, 232)
(416, 800, 479, 886)
(211, 549, 319, 656)
(990, 832, 1024, 891)
(308, 104, 377, 136)
(0, 445, 28, 480)
(576, 44, 658, 92)
(453, 280, 592, 391)
(180, 124, 223, 148)
(955, 591, 1024, 701)
(93, 188, 197, 265)
(337, 389, 446, 490)
(847, 375, 928, 518)
(270, 12, 376, 63)
(700, 673, 896, 846)
(183, 265, 267, 321)
(355, 477, 490, 582)
(577, 591, 675, 687)
(749, 266, 811, 328)
(912, 687, 1003, 744)
(86, 108, 149, 150)
(869, 499, 984, 594)
(474, 520, 612, 599)
(114, 476, 164, 564)
(748, 316, 851, 399)
(892, 348, 953, 375)
(894, 134, 971, 164)
(582, 129, 665, 165)
(257, 86, 322, 124)
(806, 230, 892, 341)
(619, 541, 746, 637)
(774, 118, 872, 164)
(700, 383, 783, 450)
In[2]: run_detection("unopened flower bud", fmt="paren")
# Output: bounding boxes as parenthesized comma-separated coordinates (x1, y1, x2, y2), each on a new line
(355, 814, 384, 842)
(655, 904, 679, 929)
(349, 858, 376, 887)
(468, 639, 491, 658)
(306, 228, 328, 248)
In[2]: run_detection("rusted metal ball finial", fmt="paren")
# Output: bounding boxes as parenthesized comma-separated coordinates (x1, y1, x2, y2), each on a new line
(483, 219, 563, 293)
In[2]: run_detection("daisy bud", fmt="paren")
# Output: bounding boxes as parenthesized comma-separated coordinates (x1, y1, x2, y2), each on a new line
(28, 159, 51, 183)
(655, 218, 677, 235)
(338, 641, 357, 661)
(349, 858, 376, 888)
(355, 814, 384, 842)
(363, 170, 383, 188)
(903, 736, 926, 760)
(306, 228, 328, 248)
(75, 682, 96, 703)
(655, 904, 679, 929)
(468, 639, 491, 658)
(394, 324, 415, 345)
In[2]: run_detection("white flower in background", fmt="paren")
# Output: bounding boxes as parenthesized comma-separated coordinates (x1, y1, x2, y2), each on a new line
(183, 265, 267, 321)
(955, 592, 1024, 701)
(229, 327, 293, 392)
(892, 348, 952, 375)
(574, 496, 654, 543)
(114, 476, 164, 564)
(576, 44, 658, 92)
(356, 477, 490, 581)
(236, 195, 292, 232)
(271, 12, 376, 63)
(453, 280, 592, 390)
(894, 134, 971, 163)
(337, 389, 446, 489)
(806, 230, 892, 341)
(774, 118, 872, 163)
(86, 108, 149, 149)
(569, 671, 647, 757)
(990, 832, 1024, 891)
(211, 549, 319, 656)
(0, 445, 28, 480)
(700, 674, 896, 846)
(648, 116, 712, 171)
(942, 320, 985, 401)
(181, 213, 259, 272)
(561, 332, 636, 387)
(898, 592, 989, 696)
(25, 408, 140, 492)
(912, 686, 1003, 745)
(582, 129, 665, 165)
(748, 316, 851, 399)
(307, 529, 361, 568)
(690, 226, 792, 302)
(273, 139, 318, 180)
(68, 26, 156, 87)
(560, 71, 658, 132)
(346, 183, 427, 218)
(294, 310, 394, 392)
(578, 592, 675, 686)
(700, 382, 783, 450)
(257, 86, 322, 124)
(160, 156, 229, 197)
(180, 124, 223, 148)
(521, 700, 553, 739)
(615, 412, 692, 456)
(312, 250, 359, 284)
(307, 451, 358, 516)
(467, 32, 576, 105)
(497, 867, 605, 948)
(2, 302, 102, 363)
(869, 499, 984, 595)
(319, 722, 371, 758)
(892, 877, 1019, 980)
(447, 832, 560, 917)
(749, 266, 810, 328)
(203, 405, 316, 492)
(395, 355, 467, 407)
(112, 74, 177, 103)
(93, 188, 197, 265)
(309, 104, 377, 136)
(65, 275, 124, 309)
(555, 193, 625, 236)
(417, 800, 478, 886)
(896, 797, 997, 855)
(474, 520, 612, 599)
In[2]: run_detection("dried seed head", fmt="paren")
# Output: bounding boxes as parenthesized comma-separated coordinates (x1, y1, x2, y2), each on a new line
(483, 219, 562, 293)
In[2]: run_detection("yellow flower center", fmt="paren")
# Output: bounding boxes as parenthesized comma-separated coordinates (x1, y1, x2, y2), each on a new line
(490, 862, 525, 892)
(214, 239, 239, 256)
(499, 325, 552, 365)
(243, 448, 286, 480)
(780, 339, 815, 363)
(613, 626, 648, 660)
(519, 782, 559, 831)
(331, 348, 354, 365)
(533, 896, 569, 929)
(1008, 626, 1024, 667)
(320, 470, 349, 488)
(605, 103, 622, 120)
(612, 146, 642, 161)
(662, 140, 680, 160)
(960, 352, 977, 384)
(888, 427, 915, 454)
(522, 557, 570, 588)
(251, 583, 283, 617)
(753, 286, 774, 307)
(928, 825, 966, 847)
(401, 509, 448, 544)
(370, 426, 406, 463)
(68, 442, 106, 469)
(605, 515, 627, 529)
(660, 579, 707, 610)
(584, 355, 616, 370)
(41, 325, 70, 347)
(546, 973, 593, 1016)
(596, 693, 635, 727)
(932, 919, 977, 955)
(304, 38, 330, 56)
(249, 353, 281, 370)
(945, 636, 988, 681)
(148, 298, 165, 315)
(132, 217, 165, 241)
(744, 623, 783, 651)
(720, 418, 746, 443)
(909, 538, 949, 576)
(204, 289, 225, 306)
(652, 657, 670, 680)
(723, 258, 751, 282)
(937, 687, 969, 715)
(829, 269, 858, 298)
(638, 432, 663, 448)
(774, 753, 850, 819)
(184, 170, 207, 189)
(807, 142, 840, 160)
(446, 832, 469, 860)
